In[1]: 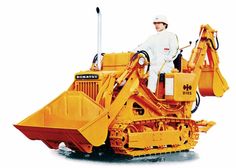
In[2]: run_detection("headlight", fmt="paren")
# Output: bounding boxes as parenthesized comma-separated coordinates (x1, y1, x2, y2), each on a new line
(138, 57, 145, 65)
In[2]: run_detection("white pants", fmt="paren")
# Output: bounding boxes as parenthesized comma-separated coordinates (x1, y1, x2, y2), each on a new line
(147, 62, 174, 92)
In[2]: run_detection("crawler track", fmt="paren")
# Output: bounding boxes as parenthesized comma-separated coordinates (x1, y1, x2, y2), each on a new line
(109, 118, 199, 157)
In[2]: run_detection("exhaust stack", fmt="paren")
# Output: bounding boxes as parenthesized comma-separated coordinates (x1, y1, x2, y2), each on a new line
(96, 7, 102, 70)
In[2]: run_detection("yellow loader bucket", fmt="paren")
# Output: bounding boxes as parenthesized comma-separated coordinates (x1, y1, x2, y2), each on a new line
(199, 66, 229, 97)
(14, 91, 108, 153)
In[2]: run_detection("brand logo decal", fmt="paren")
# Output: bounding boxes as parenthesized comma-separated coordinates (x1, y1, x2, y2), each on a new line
(183, 84, 192, 95)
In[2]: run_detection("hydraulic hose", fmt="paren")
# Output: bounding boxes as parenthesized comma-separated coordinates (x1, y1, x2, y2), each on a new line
(191, 91, 200, 114)
(195, 34, 219, 50)
(208, 34, 219, 50)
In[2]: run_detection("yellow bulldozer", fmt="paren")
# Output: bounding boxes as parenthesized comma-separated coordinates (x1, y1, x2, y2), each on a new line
(14, 24, 228, 157)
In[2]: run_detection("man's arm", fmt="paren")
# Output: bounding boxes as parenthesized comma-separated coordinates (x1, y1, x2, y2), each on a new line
(165, 34, 179, 61)
(134, 36, 153, 53)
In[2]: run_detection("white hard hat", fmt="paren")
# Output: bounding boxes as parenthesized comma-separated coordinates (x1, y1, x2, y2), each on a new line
(153, 15, 168, 25)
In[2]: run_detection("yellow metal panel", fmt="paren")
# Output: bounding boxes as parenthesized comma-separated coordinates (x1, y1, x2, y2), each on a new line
(129, 130, 181, 148)
(165, 73, 197, 101)
(102, 52, 133, 71)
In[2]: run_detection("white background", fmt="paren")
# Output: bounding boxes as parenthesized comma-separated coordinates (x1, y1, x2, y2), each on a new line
(0, 0, 235, 168)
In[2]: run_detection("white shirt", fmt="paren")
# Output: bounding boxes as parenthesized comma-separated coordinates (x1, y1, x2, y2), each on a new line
(136, 30, 179, 68)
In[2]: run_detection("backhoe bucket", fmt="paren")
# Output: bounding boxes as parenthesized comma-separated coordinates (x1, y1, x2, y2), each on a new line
(14, 91, 108, 153)
(199, 66, 229, 97)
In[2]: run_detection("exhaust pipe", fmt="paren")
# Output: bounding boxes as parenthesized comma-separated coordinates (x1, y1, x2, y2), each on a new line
(96, 7, 102, 70)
